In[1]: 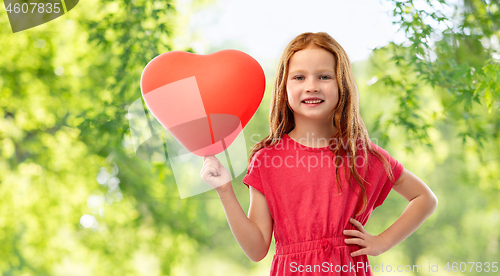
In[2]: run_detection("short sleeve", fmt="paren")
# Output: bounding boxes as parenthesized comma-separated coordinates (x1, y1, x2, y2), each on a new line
(242, 150, 265, 195)
(372, 143, 404, 209)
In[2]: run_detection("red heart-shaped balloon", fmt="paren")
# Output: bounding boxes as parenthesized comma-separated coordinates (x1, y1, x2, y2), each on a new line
(140, 50, 265, 157)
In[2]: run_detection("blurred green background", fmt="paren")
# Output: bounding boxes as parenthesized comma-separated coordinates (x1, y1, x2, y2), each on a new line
(0, 0, 499, 275)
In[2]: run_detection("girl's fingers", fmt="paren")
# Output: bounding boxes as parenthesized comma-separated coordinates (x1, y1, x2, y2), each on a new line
(343, 229, 363, 238)
(203, 158, 221, 170)
(203, 156, 214, 165)
(204, 155, 218, 162)
(350, 248, 368, 257)
(349, 218, 366, 233)
(200, 167, 209, 177)
(344, 238, 365, 247)
(201, 164, 214, 174)
(201, 165, 218, 177)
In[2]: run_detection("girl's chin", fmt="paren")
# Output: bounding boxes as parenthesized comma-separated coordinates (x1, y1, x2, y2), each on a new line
(293, 113, 333, 121)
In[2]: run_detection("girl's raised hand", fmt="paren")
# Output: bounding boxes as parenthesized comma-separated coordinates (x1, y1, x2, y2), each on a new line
(200, 155, 231, 192)
(343, 218, 389, 257)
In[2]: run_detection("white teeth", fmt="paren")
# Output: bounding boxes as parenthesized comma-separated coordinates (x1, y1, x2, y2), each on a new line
(303, 100, 323, 104)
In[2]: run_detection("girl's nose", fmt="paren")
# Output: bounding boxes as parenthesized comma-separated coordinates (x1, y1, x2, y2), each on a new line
(305, 79, 319, 92)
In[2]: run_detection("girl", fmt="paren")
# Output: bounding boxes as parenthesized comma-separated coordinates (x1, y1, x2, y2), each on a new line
(201, 32, 437, 275)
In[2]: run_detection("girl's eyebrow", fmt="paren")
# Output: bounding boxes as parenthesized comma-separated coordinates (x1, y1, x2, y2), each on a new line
(288, 70, 306, 75)
(317, 69, 335, 73)
(289, 69, 334, 75)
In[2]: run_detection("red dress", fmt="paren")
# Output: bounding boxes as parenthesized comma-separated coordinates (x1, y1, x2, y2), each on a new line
(242, 134, 404, 276)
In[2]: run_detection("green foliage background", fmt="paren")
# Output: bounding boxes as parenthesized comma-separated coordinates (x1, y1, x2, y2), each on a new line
(0, 0, 499, 275)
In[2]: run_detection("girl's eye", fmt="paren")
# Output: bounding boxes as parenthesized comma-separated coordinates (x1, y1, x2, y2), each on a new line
(293, 76, 304, 80)
(320, 75, 332, 80)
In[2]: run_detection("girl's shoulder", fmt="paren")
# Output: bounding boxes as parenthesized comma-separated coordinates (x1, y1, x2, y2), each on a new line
(351, 137, 390, 156)
(363, 140, 401, 171)
(344, 138, 394, 169)
(367, 140, 393, 159)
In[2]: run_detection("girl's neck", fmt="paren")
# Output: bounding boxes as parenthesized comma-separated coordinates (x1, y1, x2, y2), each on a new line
(288, 119, 337, 148)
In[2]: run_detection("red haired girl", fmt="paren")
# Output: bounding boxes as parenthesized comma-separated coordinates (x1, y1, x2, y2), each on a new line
(201, 32, 437, 276)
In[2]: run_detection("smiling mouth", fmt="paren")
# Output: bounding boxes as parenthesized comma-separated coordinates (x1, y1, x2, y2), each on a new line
(302, 100, 324, 104)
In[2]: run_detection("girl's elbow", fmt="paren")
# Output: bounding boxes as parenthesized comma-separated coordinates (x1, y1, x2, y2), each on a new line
(250, 251, 268, 263)
(248, 247, 269, 262)
(428, 193, 438, 213)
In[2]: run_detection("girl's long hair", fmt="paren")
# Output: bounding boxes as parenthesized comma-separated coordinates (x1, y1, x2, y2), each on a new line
(248, 32, 395, 215)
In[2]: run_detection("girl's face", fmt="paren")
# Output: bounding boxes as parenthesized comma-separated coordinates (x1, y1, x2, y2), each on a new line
(286, 46, 339, 123)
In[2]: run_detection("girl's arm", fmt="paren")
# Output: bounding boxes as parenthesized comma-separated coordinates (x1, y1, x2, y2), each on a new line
(344, 168, 438, 256)
(201, 156, 274, 262)
(216, 184, 274, 262)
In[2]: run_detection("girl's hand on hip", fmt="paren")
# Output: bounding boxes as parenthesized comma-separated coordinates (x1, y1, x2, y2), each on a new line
(343, 218, 388, 257)
(200, 155, 231, 192)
